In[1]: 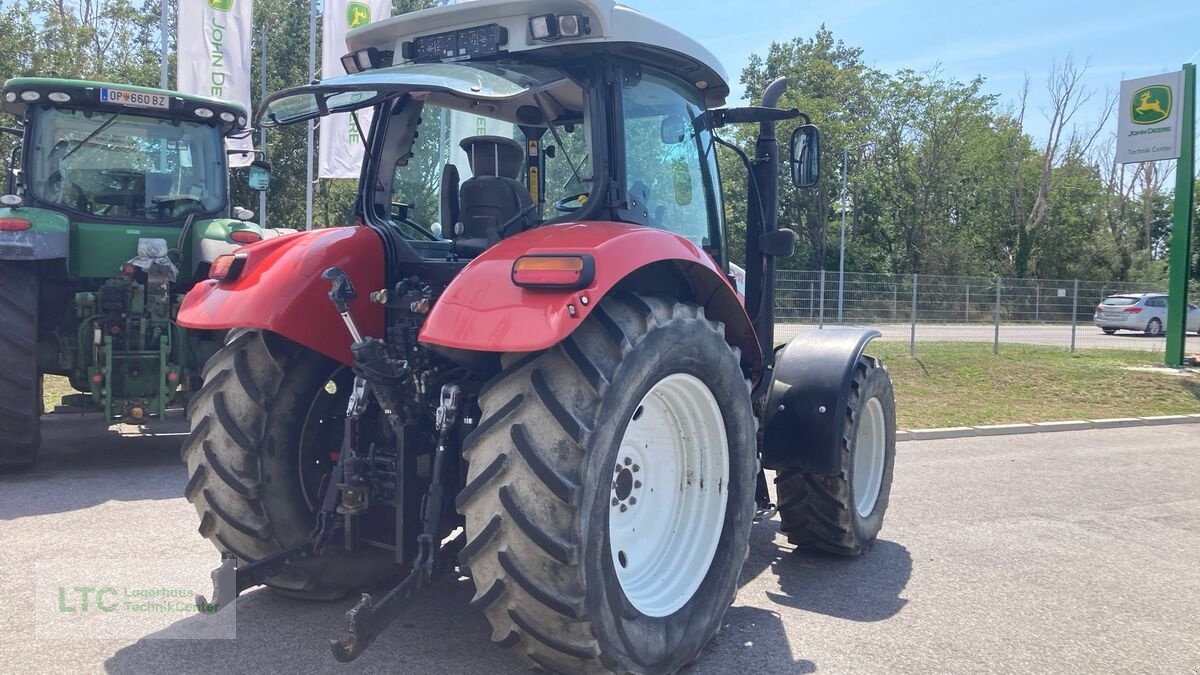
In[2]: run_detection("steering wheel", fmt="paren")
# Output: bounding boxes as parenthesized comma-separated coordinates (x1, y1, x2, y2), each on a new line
(100, 168, 141, 187)
(554, 192, 589, 213)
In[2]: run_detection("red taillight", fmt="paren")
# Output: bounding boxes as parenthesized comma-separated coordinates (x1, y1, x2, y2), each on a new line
(209, 253, 247, 281)
(1096, 305, 1104, 313)
(229, 230, 262, 244)
(0, 217, 32, 231)
(1123, 307, 1142, 314)
(512, 255, 594, 289)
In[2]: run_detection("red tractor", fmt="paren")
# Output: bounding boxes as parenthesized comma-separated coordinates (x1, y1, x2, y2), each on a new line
(180, 1, 896, 672)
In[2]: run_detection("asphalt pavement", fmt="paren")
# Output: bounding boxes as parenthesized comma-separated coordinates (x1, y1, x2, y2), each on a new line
(776, 322, 1197, 352)
(1, 414, 1197, 673)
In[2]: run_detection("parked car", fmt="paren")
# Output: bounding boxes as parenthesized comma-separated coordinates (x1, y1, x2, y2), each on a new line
(1094, 293, 1200, 335)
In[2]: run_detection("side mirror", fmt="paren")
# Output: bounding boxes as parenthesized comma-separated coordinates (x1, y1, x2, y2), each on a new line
(247, 160, 272, 192)
(790, 124, 820, 188)
(660, 115, 687, 145)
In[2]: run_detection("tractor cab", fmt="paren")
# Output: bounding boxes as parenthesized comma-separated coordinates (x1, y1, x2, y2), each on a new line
(259, 0, 813, 276)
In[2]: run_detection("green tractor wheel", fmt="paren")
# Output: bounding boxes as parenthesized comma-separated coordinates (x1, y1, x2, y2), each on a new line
(0, 262, 42, 470)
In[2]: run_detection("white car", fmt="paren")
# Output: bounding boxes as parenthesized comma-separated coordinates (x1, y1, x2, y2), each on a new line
(1093, 293, 1200, 335)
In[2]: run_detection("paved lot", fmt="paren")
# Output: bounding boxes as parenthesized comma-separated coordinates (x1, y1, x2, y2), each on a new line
(777, 323, 1197, 352)
(1, 415, 1197, 673)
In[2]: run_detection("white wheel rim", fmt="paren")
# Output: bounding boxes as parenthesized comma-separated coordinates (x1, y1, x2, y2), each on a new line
(852, 396, 886, 518)
(608, 373, 729, 618)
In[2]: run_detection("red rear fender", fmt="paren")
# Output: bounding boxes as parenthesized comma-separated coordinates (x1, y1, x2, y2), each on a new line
(419, 221, 761, 373)
(178, 227, 383, 365)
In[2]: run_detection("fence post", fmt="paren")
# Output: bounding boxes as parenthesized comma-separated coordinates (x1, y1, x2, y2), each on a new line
(892, 282, 898, 322)
(818, 270, 826, 329)
(1070, 279, 1079, 353)
(965, 284, 970, 323)
(1035, 284, 1040, 322)
(993, 277, 1002, 355)
(909, 273, 918, 355)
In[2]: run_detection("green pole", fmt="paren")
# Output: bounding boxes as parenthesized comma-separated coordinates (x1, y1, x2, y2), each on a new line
(1165, 62, 1196, 367)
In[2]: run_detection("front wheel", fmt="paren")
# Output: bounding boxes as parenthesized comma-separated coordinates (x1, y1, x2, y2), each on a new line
(458, 295, 756, 673)
(775, 355, 896, 555)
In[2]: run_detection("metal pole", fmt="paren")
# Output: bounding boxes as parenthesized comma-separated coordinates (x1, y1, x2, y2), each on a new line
(965, 284, 969, 322)
(838, 147, 847, 323)
(1071, 279, 1079, 353)
(909, 273, 917, 355)
(891, 281, 898, 321)
(305, 0, 316, 230)
(159, 0, 168, 89)
(258, 18, 269, 228)
(1164, 62, 1196, 367)
(993, 277, 1002, 355)
(818, 270, 826, 329)
(1034, 284, 1040, 322)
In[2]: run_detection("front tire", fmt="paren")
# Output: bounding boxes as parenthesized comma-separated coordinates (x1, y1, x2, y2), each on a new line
(775, 355, 896, 556)
(458, 295, 756, 673)
(182, 330, 393, 598)
(0, 262, 42, 470)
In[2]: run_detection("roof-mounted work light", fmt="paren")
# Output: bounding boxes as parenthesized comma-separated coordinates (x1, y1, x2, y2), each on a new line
(529, 13, 589, 42)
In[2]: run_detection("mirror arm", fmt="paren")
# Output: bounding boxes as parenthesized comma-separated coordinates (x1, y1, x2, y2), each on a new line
(0, 126, 21, 138)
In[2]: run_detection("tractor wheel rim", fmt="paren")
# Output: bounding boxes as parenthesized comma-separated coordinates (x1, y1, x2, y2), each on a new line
(853, 396, 887, 518)
(608, 373, 729, 618)
(297, 367, 350, 513)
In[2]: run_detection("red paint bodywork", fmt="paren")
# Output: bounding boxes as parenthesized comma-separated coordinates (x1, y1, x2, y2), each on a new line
(178, 227, 384, 365)
(419, 221, 761, 371)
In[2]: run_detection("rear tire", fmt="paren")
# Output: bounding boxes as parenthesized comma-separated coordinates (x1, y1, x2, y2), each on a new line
(775, 355, 896, 556)
(1102, 328, 1117, 335)
(182, 330, 394, 598)
(0, 262, 42, 471)
(458, 295, 756, 673)
(1145, 318, 1163, 336)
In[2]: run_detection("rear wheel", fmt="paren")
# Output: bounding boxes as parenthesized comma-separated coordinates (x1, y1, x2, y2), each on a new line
(1102, 328, 1117, 335)
(0, 262, 42, 471)
(182, 330, 393, 598)
(458, 295, 756, 673)
(1145, 318, 1163, 336)
(775, 356, 896, 556)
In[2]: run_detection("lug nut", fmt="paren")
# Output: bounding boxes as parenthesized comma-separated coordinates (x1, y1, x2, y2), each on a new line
(619, 504, 628, 513)
(634, 480, 641, 489)
(624, 457, 632, 466)
(632, 464, 640, 473)
(612, 497, 619, 507)
(629, 497, 637, 505)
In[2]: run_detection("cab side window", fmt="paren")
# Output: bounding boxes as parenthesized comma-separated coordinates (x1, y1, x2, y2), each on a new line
(621, 71, 722, 247)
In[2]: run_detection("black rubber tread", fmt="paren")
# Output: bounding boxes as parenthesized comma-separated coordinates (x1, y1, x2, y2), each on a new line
(458, 294, 756, 674)
(775, 355, 897, 556)
(0, 262, 41, 470)
(182, 329, 393, 597)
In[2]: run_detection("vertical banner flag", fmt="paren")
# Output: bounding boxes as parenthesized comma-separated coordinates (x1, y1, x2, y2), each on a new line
(319, 0, 391, 178)
(178, 0, 255, 167)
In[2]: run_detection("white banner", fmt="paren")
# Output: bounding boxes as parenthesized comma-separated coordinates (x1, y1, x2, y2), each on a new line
(177, 0, 255, 167)
(1116, 70, 1185, 164)
(319, 0, 391, 179)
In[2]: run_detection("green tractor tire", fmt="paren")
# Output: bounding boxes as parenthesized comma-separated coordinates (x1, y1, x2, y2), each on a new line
(0, 262, 42, 470)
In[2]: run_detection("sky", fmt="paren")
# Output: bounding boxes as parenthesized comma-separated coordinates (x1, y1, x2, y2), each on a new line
(622, 0, 1200, 144)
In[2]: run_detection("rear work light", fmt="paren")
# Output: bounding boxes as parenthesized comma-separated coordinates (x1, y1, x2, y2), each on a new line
(0, 217, 32, 231)
(1122, 307, 1143, 314)
(512, 255, 594, 289)
(209, 253, 247, 281)
(229, 230, 262, 244)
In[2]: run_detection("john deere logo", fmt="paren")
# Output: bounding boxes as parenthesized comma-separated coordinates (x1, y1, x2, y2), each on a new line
(208, 0, 232, 11)
(1130, 85, 1171, 125)
(347, 2, 371, 28)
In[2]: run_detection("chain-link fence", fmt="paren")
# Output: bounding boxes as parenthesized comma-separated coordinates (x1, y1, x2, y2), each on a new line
(773, 270, 1197, 353)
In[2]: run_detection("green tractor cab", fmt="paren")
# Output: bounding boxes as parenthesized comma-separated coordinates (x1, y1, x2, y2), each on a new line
(0, 77, 295, 469)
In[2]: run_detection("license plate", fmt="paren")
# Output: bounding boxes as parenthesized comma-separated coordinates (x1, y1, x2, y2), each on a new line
(100, 88, 170, 110)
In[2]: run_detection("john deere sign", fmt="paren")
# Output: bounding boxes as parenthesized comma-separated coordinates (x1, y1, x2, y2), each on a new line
(1117, 71, 1184, 163)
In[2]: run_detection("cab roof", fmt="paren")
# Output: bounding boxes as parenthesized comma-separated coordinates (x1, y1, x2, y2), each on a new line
(346, 0, 731, 108)
(2, 77, 248, 133)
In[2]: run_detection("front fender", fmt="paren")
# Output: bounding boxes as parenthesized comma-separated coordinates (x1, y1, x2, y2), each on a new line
(178, 226, 383, 364)
(761, 328, 881, 473)
(419, 221, 761, 373)
(0, 207, 69, 261)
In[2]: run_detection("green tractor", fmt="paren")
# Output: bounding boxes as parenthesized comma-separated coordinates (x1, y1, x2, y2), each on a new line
(0, 78, 291, 469)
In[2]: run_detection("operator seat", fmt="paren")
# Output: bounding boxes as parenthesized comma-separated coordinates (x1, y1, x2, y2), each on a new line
(451, 136, 536, 257)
